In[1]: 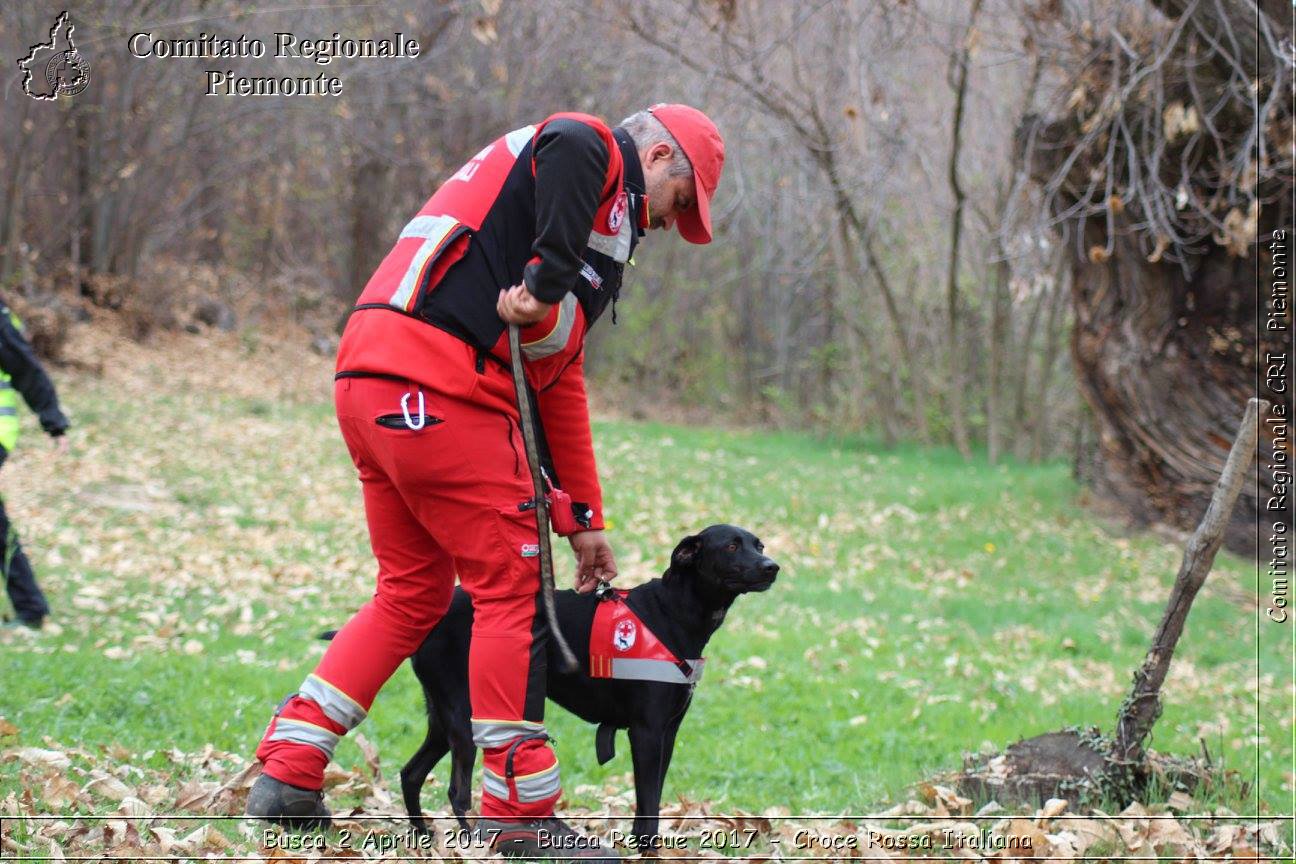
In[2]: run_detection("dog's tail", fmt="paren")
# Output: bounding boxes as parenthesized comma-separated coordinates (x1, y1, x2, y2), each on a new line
(318, 630, 337, 641)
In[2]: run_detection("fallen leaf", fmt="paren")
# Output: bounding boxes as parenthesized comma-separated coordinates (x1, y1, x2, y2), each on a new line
(14, 748, 71, 770)
(115, 796, 149, 818)
(1145, 817, 1194, 854)
(1037, 797, 1068, 821)
(83, 770, 131, 801)
(354, 732, 382, 783)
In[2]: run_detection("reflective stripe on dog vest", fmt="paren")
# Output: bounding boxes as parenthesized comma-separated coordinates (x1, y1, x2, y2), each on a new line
(589, 591, 705, 684)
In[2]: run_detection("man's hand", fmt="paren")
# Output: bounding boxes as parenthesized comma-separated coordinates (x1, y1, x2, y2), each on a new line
(497, 284, 553, 326)
(568, 529, 617, 594)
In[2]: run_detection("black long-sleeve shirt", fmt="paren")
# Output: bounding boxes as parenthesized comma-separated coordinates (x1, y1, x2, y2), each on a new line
(0, 307, 69, 437)
(522, 118, 611, 304)
(418, 117, 615, 349)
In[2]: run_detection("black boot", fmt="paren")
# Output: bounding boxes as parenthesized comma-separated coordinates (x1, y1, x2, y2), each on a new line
(476, 815, 619, 862)
(244, 773, 330, 830)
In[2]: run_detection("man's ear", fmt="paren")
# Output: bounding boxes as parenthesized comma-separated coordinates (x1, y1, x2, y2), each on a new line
(669, 535, 702, 573)
(647, 141, 673, 166)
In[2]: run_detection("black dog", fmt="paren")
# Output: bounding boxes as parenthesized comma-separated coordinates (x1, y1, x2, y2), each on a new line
(399, 524, 778, 852)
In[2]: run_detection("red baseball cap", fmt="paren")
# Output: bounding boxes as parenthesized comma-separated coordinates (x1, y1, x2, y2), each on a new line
(647, 103, 725, 244)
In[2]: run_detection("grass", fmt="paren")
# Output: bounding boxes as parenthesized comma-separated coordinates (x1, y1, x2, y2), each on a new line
(0, 326, 1290, 855)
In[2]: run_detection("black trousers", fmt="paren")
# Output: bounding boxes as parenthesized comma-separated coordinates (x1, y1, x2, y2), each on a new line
(0, 446, 48, 623)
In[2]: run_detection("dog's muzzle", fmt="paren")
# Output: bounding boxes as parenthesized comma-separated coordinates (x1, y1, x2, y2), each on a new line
(723, 560, 779, 592)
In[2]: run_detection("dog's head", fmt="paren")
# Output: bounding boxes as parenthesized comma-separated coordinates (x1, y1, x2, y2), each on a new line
(667, 524, 779, 595)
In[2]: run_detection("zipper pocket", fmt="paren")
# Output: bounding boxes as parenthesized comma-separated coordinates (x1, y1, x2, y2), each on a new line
(504, 414, 520, 475)
(375, 413, 443, 430)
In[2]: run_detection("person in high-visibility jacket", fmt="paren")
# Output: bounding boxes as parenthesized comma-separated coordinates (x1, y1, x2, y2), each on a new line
(0, 301, 69, 630)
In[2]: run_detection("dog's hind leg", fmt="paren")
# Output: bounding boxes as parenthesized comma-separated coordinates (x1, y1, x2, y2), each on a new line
(446, 728, 477, 833)
(401, 712, 451, 836)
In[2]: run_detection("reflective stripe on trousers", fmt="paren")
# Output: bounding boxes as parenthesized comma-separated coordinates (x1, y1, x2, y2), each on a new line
(300, 673, 367, 730)
(471, 718, 546, 749)
(482, 762, 561, 803)
(265, 717, 340, 761)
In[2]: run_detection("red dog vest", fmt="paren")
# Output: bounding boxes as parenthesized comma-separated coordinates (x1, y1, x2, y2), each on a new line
(589, 591, 705, 684)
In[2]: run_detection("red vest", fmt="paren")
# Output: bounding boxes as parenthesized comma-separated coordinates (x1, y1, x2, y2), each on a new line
(346, 113, 636, 392)
(589, 591, 705, 684)
(356, 114, 621, 314)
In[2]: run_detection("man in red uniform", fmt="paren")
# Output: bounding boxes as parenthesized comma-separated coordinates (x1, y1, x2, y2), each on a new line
(247, 104, 723, 861)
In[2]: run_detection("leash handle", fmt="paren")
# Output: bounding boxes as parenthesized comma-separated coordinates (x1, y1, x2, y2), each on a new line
(507, 324, 580, 673)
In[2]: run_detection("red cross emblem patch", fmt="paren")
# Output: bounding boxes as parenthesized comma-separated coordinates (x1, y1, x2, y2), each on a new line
(613, 619, 637, 651)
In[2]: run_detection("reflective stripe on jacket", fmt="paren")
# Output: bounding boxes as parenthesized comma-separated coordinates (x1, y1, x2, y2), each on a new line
(0, 310, 33, 451)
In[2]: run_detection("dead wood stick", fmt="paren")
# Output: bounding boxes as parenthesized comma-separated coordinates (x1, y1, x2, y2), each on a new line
(1112, 397, 1265, 762)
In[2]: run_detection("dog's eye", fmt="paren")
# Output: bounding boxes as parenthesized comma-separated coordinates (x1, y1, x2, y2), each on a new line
(756, 542, 764, 552)
(727, 542, 738, 552)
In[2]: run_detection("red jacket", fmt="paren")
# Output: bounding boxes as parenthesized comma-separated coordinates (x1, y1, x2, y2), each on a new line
(336, 114, 648, 529)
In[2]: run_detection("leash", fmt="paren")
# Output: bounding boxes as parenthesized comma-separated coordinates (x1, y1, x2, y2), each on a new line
(507, 323, 580, 673)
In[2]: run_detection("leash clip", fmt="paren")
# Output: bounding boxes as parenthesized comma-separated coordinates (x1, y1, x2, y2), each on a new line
(400, 391, 426, 430)
(594, 581, 617, 602)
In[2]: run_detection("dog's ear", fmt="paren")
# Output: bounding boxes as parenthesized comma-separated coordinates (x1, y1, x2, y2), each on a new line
(669, 535, 702, 573)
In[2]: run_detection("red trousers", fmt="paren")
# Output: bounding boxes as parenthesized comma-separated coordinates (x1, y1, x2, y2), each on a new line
(256, 373, 560, 819)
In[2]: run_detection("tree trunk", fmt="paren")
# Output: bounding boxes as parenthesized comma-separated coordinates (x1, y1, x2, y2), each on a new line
(0, 97, 32, 286)
(70, 95, 94, 294)
(1063, 223, 1282, 556)
(987, 185, 1012, 464)
(259, 172, 289, 282)
(833, 215, 899, 444)
(347, 157, 392, 300)
(194, 139, 225, 265)
(861, 232, 929, 442)
(1011, 273, 1049, 450)
(1022, 0, 1290, 556)
(1028, 275, 1068, 461)
(987, 55, 1044, 464)
(942, 0, 983, 459)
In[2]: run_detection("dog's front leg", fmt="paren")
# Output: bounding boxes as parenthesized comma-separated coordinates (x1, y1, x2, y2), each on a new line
(627, 723, 671, 854)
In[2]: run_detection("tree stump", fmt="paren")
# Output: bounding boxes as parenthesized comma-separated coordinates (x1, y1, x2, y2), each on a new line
(954, 399, 1263, 806)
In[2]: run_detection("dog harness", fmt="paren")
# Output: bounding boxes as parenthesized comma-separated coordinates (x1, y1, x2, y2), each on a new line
(589, 589, 705, 684)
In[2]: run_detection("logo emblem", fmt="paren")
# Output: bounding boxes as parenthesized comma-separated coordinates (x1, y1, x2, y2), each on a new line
(521, 543, 540, 558)
(579, 261, 603, 291)
(613, 619, 637, 652)
(607, 192, 628, 233)
(19, 12, 90, 100)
